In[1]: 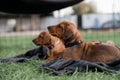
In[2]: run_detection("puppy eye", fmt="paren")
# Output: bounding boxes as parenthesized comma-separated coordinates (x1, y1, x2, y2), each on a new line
(39, 35, 42, 38)
(58, 25, 62, 28)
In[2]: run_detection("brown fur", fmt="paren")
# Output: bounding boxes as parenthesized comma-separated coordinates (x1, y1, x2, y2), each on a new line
(59, 41, 120, 63)
(48, 21, 82, 45)
(33, 30, 65, 62)
(48, 21, 120, 63)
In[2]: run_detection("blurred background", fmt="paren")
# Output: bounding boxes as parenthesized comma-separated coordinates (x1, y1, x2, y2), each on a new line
(0, 0, 120, 58)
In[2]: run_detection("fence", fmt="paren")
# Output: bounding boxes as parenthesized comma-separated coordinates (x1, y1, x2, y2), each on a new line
(0, 14, 120, 58)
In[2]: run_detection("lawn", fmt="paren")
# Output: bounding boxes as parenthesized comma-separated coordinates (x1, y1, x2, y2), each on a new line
(0, 31, 120, 80)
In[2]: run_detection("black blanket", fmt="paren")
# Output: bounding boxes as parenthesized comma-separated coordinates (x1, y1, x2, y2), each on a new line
(0, 41, 89, 63)
(1, 46, 120, 75)
(42, 58, 120, 75)
(0, 46, 48, 63)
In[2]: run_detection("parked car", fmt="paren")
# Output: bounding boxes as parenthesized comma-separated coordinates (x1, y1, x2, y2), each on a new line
(101, 20, 120, 29)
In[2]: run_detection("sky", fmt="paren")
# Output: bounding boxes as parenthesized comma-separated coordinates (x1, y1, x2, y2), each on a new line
(53, 0, 120, 17)
(86, 0, 120, 13)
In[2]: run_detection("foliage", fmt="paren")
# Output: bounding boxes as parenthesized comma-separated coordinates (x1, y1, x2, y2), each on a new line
(73, 1, 97, 15)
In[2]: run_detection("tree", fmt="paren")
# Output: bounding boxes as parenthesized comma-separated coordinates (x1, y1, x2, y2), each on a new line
(73, 1, 96, 15)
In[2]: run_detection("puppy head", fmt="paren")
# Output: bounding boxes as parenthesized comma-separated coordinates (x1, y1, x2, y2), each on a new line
(33, 30, 52, 47)
(47, 21, 78, 41)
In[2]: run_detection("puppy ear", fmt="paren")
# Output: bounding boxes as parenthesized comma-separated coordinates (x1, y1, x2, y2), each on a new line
(44, 34, 51, 44)
(64, 26, 73, 40)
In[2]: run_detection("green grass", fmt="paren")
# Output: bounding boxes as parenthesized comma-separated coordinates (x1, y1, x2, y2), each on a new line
(0, 31, 120, 80)
(0, 36, 35, 58)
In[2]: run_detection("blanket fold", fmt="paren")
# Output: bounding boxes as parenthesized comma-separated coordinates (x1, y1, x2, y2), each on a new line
(42, 59, 120, 75)
(0, 46, 48, 63)
(1, 47, 120, 75)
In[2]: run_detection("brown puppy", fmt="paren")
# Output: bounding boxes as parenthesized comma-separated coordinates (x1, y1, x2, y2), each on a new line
(59, 41, 120, 63)
(33, 30, 65, 62)
(48, 21, 120, 63)
(48, 21, 82, 47)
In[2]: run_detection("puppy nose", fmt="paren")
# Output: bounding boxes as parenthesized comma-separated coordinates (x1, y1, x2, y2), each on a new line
(32, 40, 35, 43)
(47, 26, 51, 30)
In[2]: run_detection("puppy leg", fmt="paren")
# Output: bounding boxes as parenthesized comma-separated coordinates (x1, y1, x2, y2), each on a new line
(45, 56, 56, 62)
